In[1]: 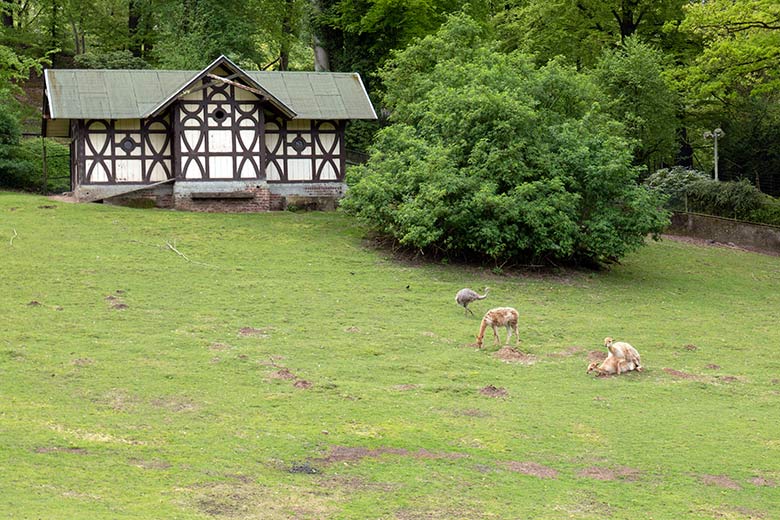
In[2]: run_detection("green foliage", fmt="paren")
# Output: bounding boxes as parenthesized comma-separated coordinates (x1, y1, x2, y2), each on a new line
(17, 137, 70, 193)
(645, 166, 708, 210)
(680, 0, 780, 102)
(493, 0, 689, 68)
(748, 198, 780, 227)
(343, 14, 670, 267)
(0, 107, 35, 191)
(73, 50, 149, 69)
(686, 178, 765, 220)
(593, 37, 679, 172)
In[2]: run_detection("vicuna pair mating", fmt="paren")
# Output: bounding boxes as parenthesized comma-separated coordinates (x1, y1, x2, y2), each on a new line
(587, 337, 643, 376)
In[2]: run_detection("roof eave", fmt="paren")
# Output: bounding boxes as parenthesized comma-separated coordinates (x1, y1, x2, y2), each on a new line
(354, 73, 378, 120)
(43, 69, 56, 119)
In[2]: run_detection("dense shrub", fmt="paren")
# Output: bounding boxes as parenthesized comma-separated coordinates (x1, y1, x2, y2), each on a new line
(645, 166, 780, 225)
(342, 15, 670, 267)
(17, 138, 71, 193)
(0, 108, 36, 191)
(644, 167, 709, 211)
(686, 178, 766, 221)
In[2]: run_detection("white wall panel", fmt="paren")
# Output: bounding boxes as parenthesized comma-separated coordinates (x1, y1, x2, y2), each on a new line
(287, 158, 312, 181)
(209, 156, 233, 179)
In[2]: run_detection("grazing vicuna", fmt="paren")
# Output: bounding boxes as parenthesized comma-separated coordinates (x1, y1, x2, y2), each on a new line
(587, 337, 643, 376)
(455, 287, 489, 316)
(475, 307, 520, 349)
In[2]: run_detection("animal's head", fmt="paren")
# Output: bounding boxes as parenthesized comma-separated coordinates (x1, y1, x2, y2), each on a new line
(603, 337, 614, 348)
(587, 361, 600, 374)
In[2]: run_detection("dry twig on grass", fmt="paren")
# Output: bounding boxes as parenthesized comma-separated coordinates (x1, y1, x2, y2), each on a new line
(164, 239, 219, 269)
(9, 229, 18, 246)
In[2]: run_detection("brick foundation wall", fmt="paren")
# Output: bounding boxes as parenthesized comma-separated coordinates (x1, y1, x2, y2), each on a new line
(173, 186, 286, 213)
(102, 185, 174, 209)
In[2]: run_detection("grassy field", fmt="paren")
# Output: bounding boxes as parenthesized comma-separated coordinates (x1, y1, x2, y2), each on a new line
(1, 190, 779, 519)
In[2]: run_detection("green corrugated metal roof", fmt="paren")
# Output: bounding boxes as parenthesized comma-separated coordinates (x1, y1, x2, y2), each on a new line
(45, 65, 377, 121)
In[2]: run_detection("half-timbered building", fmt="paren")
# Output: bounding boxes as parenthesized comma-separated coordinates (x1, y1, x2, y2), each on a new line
(42, 55, 376, 211)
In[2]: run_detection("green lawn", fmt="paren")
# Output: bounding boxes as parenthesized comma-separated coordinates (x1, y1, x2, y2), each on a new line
(1, 191, 779, 519)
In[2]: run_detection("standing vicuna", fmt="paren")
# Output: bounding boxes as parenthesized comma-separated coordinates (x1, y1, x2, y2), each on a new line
(455, 287, 489, 316)
(475, 307, 520, 349)
(587, 337, 643, 376)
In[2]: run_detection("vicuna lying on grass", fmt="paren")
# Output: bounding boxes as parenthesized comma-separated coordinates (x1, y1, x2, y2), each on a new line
(587, 337, 643, 376)
(476, 307, 520, 349)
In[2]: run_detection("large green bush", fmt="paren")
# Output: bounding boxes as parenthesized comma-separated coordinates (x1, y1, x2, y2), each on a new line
(0, 105, 70, 193)
(341, 14, 670, 267)
(0, 108, 36, 191)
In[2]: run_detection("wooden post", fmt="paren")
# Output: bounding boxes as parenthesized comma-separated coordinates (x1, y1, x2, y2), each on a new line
(41, 135, 49, 195)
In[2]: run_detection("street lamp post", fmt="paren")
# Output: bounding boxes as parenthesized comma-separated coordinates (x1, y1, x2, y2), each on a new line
(703, 127, 725, 181)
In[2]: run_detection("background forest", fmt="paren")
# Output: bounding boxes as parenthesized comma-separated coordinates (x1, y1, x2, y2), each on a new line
(1, 0, 780, 263)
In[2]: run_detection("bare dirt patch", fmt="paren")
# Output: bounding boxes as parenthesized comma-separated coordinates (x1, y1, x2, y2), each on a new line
(71, 358, 94, 366)
(190, 481, 338, 519)
(27, 300, 42, 307)
(111, 302, 129, 310)
(750, 476, 779, 487)
(705, 364, 721, 370)
(663, 368, 702, 380)
(548, 345, 584, 358)
(503, 461, 559, 479)
(716, 375, 741, 383)
(208, 342, 230, 351)
(315, 445, 466, 465)
(494, 346, 536, 365)
(577, 465, 642, 481)
(392, 384, 419, 391)
(479, 385, 508, 398)
(698, 473, 742, 490)
(34, 446, 89, 455)
(588, 350, 608, 362)
(268, 368, 297, 380)
(684, 344, 699, 351)
(293, 379, 313, 389)
(238, 327, 272, 337)
(344, 326, 361, 333)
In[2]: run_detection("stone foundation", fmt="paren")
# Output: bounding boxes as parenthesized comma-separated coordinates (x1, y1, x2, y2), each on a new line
(668, 212, 780, 254)
(76, 180, 344, 212)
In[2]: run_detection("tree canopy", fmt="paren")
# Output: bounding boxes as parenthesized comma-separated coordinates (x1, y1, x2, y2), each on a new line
(342, 15, 669, 267)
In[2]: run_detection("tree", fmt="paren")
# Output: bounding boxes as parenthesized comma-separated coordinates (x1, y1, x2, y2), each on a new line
(342, 14, 669, 267)
(593, 37, 679, 172)
(680, 0, 780, 102)
(494, 0, 689, 69)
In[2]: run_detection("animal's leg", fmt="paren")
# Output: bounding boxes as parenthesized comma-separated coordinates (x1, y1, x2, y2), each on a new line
(492, 324, 500, 345)
(512, 322, 520, 346)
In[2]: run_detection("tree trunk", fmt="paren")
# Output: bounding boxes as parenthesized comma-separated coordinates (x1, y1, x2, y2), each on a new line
(279, 0, 293, 71)
(129, 0, 141, 57)
(612, 0, 643, 43)
(310, 0, 330, 71)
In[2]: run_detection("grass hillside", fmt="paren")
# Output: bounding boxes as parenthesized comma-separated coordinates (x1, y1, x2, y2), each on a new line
(1, 191, 779, 519)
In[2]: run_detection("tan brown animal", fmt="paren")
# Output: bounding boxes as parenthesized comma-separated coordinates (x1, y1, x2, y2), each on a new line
(587, 337, 643, 376)
(475, 307, 520, 349)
